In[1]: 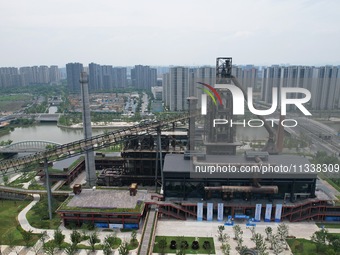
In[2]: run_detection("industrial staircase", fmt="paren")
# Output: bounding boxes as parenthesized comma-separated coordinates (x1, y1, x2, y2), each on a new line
(146, 200, 198, 220)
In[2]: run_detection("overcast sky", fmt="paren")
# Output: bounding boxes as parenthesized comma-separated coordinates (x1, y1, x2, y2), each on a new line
(1, 0, 339, 67)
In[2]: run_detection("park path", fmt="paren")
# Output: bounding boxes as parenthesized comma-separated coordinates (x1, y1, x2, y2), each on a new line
(15, 194, 139, 254)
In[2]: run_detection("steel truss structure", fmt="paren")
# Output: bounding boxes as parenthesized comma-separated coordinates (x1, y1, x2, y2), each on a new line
(0, 112, 195, 174)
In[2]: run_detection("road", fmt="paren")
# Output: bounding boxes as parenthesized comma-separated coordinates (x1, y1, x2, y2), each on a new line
(295, 117, 340, 157)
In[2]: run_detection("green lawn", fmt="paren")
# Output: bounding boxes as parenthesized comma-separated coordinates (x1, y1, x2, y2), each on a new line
(316, 223, 340, 229)
(26, 197, 64, 229)
(9, 172, 37, 186)
(287, 238, 339, 255)
(287, 238, 317, 255)
(0, 94, 32, 112)
(0, 199, 42, 246)
(153, 236, 215, 254)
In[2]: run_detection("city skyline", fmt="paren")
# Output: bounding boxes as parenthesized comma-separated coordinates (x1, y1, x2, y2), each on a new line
(1, 0, 340, 67)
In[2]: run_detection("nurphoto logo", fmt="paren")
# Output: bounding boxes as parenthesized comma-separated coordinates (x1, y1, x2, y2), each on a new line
(197, 82, 312, 128)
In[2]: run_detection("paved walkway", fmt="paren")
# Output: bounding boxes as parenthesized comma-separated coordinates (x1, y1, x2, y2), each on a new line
(154, 220, 328, 255)
(139, 209, 157, 255)
(12, 195, 340, 254)
(15, 194, 140, 254)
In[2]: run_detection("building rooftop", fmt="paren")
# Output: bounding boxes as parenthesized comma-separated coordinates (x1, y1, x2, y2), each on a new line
(163, 153, 317, 179)
(63, 189, 150, 211)
(52, 155, 83, 170)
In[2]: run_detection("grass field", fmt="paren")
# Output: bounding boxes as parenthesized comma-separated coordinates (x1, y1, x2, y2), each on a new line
(0, 94, 32, 112)
(287, 237, 340, 255)
(0, 199, 41, 246)
(316, 223, 340, 229)
(287, 238, 317, 255)
(153, 236, 215, 254)
(26, 197, 63, 229)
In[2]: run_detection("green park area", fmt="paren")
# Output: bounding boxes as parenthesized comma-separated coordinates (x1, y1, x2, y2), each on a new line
(288, 231, 340, 255)
(0, 94, 32, 112)
(0, 199, 42, 246)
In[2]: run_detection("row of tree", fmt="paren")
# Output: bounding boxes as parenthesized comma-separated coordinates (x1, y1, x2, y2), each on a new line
(216, 223, 290, 255)
(41, 228, 138, 255)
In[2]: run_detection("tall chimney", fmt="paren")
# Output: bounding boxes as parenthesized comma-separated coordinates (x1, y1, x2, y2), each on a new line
(80, 72, 96, 187)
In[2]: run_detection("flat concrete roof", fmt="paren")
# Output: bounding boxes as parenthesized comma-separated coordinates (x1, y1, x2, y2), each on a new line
(67, 189, 150, 209)
(163, 154, 317, 179)
(52, 155, 83, 170)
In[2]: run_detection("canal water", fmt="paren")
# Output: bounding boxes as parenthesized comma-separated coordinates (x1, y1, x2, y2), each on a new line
(0, 122, 270, 144)
(2, 106, 338, 144)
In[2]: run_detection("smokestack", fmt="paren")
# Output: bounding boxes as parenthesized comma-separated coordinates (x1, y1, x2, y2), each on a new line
(187, 97, 197, 151)
(80, 72, 96, 187)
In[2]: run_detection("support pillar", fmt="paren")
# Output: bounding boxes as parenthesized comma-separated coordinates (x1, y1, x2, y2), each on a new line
(157, 127, 164, 193)
(44, 157, 53, 220)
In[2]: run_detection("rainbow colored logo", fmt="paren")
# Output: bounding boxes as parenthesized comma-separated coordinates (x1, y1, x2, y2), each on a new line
(197, 82, 223, 106)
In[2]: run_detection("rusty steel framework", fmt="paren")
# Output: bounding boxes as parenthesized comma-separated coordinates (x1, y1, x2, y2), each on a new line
(0, 112, 196, 174)
(204, 57, 240, 155)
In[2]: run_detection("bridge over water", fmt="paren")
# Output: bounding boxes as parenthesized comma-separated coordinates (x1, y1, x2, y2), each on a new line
(0, 112, 192, 173)
(0, 141, 61, 153)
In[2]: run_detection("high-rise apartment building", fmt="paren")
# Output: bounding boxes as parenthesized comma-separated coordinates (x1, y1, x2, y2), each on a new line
(232, 65, 259, 90)
(261, 65, 282, 104)
(311, 66, 339, 110)
(162, 66, 215, 112)
(131, 65, 157, 90)
(66, 62, 84, 92)
(49, 65, 61, 84)
(88, 64, 128, 91)
(113, 67, 127, 88)
(38, 66, 50, 84)
(261, 65, 340, 110)
(0, 67, 24, 87)
(162, 67, 190, 111)
(89, 63, 103, 92)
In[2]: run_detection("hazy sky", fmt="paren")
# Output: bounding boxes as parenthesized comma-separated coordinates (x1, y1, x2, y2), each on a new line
(1, 0, 339, 67)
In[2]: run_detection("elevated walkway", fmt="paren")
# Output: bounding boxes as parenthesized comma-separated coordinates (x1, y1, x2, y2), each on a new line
(0, 112, 194, 173)
(138, 208, 158, 255)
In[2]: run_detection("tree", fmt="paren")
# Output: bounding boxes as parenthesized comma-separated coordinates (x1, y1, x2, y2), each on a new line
(217, 225, 226, 242)
(264, 226, 272, 241)
(118, 241, 129, 255)
(88, 231, 100, 252)
(130, 229, 138, 245)
(332, 238, 340, 252)
(44, 243, 56, 255)
(22, 229, 34, 246)
(233, 224, 242, 240)
(311, 228, 329, 252)
(221, 242, 231, 255)
(40, 231, 48, 246)
(158, 237, 167, 254)
(236, 236, 244, 252)
(272, 236, 284, 255)
(277, 223, 289, 241)
(53, 228, 65, 249)
(70, 230, 82, 246)
(103, 242, 113, 255)
(249, 226, 256, 240)
(252, 233, 268, 255)
(217, 225, 230, 254)
(65, 245, 77, 255)
(104, 232, 117, 247)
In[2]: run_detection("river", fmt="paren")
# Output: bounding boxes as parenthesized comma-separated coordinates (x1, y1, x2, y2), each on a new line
(0, 122, 271, 144)
(2, 109, 339, 144)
